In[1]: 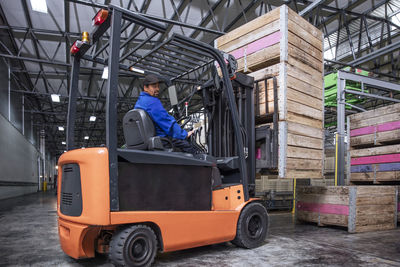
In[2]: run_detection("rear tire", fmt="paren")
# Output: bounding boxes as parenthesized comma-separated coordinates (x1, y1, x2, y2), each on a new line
(109, 224, 157, 267)
(232, 202, 269, 248)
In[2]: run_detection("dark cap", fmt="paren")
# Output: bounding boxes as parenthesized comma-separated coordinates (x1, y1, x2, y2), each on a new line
(143, 74, 160, 86)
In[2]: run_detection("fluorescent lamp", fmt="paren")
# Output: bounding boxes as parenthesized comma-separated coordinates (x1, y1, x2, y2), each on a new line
(61, 141, 66, 145)
(129, 67, 145, 74)
(51, 94, 60, 103)
(30, 0, 48, 13)
(84, 136, 89, 140)
(58, 126, 64, 131)
(102, 67, 108, 79)
(89, 116, 96, 122)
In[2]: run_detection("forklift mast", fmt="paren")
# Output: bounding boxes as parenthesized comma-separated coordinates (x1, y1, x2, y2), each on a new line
(66, 5, 255, 210)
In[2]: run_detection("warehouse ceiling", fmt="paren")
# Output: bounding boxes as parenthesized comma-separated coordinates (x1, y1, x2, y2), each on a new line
(0, 0, 399, 157)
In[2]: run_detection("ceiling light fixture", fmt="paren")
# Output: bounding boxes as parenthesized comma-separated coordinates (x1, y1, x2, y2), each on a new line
(129, 67, 145, 74)
(84, 136, 89, 140)
(58, 126, 64, 131)
(30, 0, 48, 13)
(89, 116, 96, 122)
(51, 94, 60, 103)
(102, 67, 108, 79)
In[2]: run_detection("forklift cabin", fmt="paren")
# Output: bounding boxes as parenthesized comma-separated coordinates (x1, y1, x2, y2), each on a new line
(57, 5, 268, 266)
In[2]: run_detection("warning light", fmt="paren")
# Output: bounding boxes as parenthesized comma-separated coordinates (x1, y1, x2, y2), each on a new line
(70, 40, 84, 55)
(82, 31, 90, 44)
(93, 9, 109, 26)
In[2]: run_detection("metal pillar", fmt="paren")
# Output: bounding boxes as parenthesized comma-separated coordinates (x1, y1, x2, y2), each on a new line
(336, 72, 346, 186)
(8, 59, 10, 120)
(66, 57, 80, 150)
(40, 129, 46, 190)
(107, 10, 122, 211)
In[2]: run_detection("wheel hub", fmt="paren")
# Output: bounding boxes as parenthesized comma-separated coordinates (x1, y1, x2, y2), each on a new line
(246, 214, 263, 239)
(129, 237, 148, 262)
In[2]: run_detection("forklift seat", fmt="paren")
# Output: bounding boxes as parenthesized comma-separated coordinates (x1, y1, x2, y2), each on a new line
(123, 109, 165, 151)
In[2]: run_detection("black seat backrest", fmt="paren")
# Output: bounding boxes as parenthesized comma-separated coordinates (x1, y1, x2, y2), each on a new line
(123, 109, 163, 150)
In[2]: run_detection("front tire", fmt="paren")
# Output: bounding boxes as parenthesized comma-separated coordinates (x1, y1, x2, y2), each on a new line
(232, 202, 269, 248)
(109, 224, 157, 267)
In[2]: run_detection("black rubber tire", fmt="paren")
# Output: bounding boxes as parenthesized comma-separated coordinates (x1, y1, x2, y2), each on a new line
(232, 202, 269, 248)
(109, 224, 157, 267)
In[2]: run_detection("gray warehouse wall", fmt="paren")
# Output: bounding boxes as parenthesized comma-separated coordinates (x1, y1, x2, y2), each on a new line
(0, 111, 40, 199)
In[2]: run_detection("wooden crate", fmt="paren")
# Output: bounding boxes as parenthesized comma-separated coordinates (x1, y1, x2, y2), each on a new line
(296, 186, 398, 233)
(349, 103, 400, 184)
(216, 5, 324, 180)
(215, 5, 323, 74)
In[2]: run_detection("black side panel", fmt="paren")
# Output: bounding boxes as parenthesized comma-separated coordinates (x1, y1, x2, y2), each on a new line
(60, 164, 82, 216)
(118, 162, 212, 211)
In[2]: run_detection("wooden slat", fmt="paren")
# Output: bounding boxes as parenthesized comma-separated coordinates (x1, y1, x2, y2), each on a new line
(286, 73, 323, 99)
(320, 214, 348, 227)
(287, 31, 323, 62)
(287, 133, 323, 150)
(356, 186, 395, 195)
(286, 158, 322, 170)
(287, 57, 323, 83)
(356, 195, 395, 205)
(235, 43, 280, 73)
(349, 103, 400, 123)
(287, 146, 323, 160)
(350, 112, 400, 130)
(216, 7, 280, 47)
(355, 205, 394, 216)
(297, 194, 348, 205)
(286, 169, 322, 178)
(355, 223, 395, 233)
(287, 43, 323, 72)
(296, 186, 349, 195)
(286, 100, 323, 120)
(286, 113, 323, 129)
(376, 171, 400, 182)
(287, 8, 323, 42)
(352, 171, 400, 182)
(356, 214, 395, 226)
(350, 144, 400, 157)
(218, 19, 280, 52)
(287, 121, 323, 139)
(286, 88, 322, 111)
(287, 19, 323, 51)
(350, 172, 374, 182)
(248, 63, 281, 80)
(350, 129, 400, 147)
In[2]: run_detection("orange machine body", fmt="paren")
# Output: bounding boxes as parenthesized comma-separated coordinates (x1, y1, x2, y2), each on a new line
(57, 147, 257, 259)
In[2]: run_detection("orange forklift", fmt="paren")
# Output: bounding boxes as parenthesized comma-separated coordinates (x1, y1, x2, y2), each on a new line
(58, 4, 268, 266)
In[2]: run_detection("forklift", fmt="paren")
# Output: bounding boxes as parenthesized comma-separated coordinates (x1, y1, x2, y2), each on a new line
(58, 5, 268, 266)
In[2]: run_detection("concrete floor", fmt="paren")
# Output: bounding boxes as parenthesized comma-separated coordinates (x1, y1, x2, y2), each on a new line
(1, 191, 400, 267)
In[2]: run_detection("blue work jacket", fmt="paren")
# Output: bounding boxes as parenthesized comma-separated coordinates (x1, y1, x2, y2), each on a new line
(134, 91, 188, 140)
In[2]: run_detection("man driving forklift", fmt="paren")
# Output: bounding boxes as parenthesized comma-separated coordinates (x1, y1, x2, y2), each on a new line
(134, 74, 197, 153)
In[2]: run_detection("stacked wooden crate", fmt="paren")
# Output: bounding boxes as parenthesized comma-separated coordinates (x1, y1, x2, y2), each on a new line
(215, 5, 324, 179)
(296, 186, 398, 233)
(349, 103, 400, 183)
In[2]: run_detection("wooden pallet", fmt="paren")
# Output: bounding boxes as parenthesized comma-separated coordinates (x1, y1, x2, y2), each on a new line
(216, 5, 324, 179)
(349, 104, 400, 184)
(296, 186, 398, 233)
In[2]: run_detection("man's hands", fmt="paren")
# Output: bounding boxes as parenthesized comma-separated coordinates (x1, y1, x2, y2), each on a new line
(187, 130, 195, 138)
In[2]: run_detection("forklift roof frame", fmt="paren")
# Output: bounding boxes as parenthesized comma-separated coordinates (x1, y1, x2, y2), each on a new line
(66, 4, 249, 211)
